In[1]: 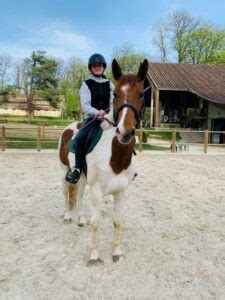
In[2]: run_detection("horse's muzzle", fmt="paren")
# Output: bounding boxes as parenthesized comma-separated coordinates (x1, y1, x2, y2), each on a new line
(116, 128, 135, 144)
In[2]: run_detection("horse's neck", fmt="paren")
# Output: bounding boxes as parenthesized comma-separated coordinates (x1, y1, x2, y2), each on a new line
(110, 136, 135, 174)
(98, 127, 135, 174)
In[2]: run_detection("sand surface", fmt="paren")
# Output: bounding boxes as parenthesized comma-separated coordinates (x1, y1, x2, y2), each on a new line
(0, 151, 225, 299)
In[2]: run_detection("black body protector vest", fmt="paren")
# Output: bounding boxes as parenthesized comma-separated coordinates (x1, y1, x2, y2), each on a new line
(85, 79, 110, 111)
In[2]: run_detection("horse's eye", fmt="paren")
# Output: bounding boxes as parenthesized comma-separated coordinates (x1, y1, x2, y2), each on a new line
(139, 92, 144, 98)
(113, 92, 117, 99)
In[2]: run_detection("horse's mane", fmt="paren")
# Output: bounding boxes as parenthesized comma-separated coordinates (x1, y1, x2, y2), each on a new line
(118, 75, 141, 87)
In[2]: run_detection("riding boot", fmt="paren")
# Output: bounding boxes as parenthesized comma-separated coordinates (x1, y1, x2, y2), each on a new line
(65, 143, 84, 184)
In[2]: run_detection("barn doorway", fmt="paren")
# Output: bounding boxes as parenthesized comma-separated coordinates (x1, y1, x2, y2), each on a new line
(212, 118, 225, 144)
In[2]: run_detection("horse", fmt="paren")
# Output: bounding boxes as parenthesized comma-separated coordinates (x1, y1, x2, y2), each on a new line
(59, 58, 149, 265)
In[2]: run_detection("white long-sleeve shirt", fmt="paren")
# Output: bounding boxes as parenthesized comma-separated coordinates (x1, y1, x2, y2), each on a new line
(79, 74, 114, 118)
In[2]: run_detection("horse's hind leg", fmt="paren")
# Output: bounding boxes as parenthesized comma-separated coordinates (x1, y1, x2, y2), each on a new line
(77, 174, 87, 227)
(63, 180, 78, 223)
(87, 183, 104, 266)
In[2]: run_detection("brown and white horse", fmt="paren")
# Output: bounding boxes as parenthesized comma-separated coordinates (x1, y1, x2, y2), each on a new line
(59, 58, 148, 265)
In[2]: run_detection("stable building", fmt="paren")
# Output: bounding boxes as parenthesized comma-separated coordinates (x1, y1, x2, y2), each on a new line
(144, 63, 225, 143)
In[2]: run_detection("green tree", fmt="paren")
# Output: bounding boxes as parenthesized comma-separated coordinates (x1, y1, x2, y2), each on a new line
(175, 27, 225, 64)
(215, 50, 225, 64)
(31, 51, 60, 107)
(60, 58, 89, 119)
(22, 51, 61, 120)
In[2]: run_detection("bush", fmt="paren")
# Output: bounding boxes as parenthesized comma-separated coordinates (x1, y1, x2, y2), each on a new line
(142, 130, 149, 143)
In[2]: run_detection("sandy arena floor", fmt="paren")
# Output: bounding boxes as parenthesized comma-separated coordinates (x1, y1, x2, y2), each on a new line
(0, 151, 225, 299)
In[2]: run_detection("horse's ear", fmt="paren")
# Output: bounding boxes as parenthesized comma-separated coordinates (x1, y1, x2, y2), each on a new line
(137, 59, 149, 81)
(112, 58, 122, 81)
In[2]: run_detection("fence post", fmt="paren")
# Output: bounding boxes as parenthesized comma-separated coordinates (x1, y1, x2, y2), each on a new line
(138, 124, 143, 153)
(42, 125, 45, 139)
(1, 126, 6, 151)
(37, 126, 41, 152)
(171, 128, 176, 153)
(204, 130, 208, 154)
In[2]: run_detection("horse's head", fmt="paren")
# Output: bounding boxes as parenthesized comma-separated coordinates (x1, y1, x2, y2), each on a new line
(112, 58, 148, 144)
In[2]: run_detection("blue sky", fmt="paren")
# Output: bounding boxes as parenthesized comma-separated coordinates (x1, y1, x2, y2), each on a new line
(0, 0, 225, 63)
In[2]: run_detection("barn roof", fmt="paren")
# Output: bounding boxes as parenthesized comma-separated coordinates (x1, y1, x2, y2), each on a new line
(147, 63, 225, 106)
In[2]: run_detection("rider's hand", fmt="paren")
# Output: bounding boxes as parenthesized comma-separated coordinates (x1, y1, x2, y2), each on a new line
(98, 110, 106, 117)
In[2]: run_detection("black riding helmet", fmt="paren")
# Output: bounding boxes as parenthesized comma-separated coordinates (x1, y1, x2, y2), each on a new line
(88, 53, 107, 70)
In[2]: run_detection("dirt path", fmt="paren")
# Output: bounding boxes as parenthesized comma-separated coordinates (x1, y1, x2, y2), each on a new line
(0, 151, 225, 299)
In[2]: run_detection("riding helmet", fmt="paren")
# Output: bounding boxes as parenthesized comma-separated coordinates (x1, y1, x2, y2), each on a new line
(88, 53, 107, 70)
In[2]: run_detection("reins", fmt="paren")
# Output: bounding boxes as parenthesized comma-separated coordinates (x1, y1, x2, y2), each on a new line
(61, 107, 110, 145)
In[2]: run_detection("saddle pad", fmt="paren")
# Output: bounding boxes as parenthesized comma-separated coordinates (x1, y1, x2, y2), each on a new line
(69, 119, 103, 155)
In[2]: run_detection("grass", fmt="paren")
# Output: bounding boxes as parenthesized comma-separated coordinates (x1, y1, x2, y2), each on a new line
(2, 136, 58, 149)
(135, 144, 170, 151)
(141, 130, 181, 141)
(2, 137, 169, 151)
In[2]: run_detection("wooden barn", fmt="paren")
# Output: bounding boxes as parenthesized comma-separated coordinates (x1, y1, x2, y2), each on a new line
(144, 63, 225, 143)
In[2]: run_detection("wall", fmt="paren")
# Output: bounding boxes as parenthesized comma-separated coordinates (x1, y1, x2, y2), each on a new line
(0, 108, 62, 117)
(207, 103, 225, 130)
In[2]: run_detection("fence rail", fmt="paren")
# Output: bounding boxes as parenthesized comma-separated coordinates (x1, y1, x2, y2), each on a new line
(1, 125, 225, 154)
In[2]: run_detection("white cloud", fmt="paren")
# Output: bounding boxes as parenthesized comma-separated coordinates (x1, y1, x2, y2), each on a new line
(0, 21, 98, 60)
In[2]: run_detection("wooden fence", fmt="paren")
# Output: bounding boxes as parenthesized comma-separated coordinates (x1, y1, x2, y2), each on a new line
(1, 125, 225, 154)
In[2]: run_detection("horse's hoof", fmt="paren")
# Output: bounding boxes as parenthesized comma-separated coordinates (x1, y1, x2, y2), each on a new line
(78, 216, 86, 227)
(63, 218, 73, 224)
(86, 258, 104, 267)
(112, 255, 120, 263)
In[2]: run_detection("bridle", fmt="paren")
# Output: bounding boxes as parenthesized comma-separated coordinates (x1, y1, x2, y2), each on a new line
(113, 84, 151, 129)
(113, 96, 145, 129)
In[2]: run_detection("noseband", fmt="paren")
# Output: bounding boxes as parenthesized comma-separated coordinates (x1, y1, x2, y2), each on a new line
(113, 97, 145, 129)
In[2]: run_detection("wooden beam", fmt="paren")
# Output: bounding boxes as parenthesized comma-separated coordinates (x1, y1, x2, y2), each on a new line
(154, 88, 160, 127)
(37, 126, 41, 152)
(204, 130, 208, 154)
(1, 126, 6, 151)
(172, 129, 177, 153)
(150, 84, 154, 127)
(138, 124, 143, 153)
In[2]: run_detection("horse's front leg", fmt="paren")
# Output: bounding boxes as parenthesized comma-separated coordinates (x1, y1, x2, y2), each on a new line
(87, 182, 104, 266)
(63, 180, 78, 223)
(112, 191, 124, 262)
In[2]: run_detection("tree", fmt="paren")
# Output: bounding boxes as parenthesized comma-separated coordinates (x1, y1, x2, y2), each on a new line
(59, 58, 89, 118)
(107, 43, 146, 81)
(175, 27, 225, 64)
(215, 50, 225, 64)
(21, 51, 61, 121)
(0, 54, 11, 91)
(153, 22, 170, 62)
(31, 51, 60, 107)
(168, 10, 200, 62)
(13, 60, 26, 94)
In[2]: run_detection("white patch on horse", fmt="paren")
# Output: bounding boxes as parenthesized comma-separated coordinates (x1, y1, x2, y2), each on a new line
(121, 84, 130, 95)
(117, 107, 128, 135)
(68, 151, 75, 168)
(117, 84, 131, 134)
